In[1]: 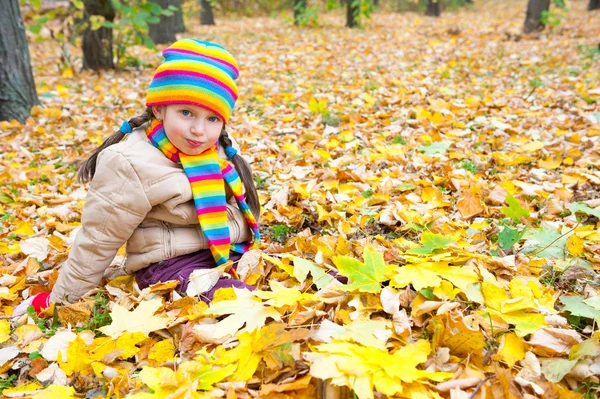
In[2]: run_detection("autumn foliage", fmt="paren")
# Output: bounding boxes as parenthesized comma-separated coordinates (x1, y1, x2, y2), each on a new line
(0, 1, 600, 398)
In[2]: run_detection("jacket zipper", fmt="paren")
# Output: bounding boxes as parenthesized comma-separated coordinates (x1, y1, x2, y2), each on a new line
(162, 221, 173, 258)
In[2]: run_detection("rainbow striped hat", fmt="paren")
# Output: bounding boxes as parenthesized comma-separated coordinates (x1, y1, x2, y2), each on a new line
(146, 39, 239, 123)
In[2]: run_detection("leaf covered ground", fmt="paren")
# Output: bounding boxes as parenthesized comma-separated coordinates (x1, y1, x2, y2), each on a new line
(1, 1, 600, 398)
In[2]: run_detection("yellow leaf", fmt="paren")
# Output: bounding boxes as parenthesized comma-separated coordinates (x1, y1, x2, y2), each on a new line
(254, 281, 320, 307)
(0, 242, 21, 255)
(32, 385, 76, 399)
(90, 332, 146, 361)
(489, 309, 547, 337)
(262, 254, 294, 275)
(282, 142, 300, 156)
(363, 93, 376, 105)
(481, 281, 510, 311)
(313, 149, 331, 160)
(56, 85, 69, 96)
(338, 130, 354, 143)
(456, 191, 484, 219)
(14, 222, 35, 236)
(493, 333, 526, 367)
(392, 262, 478, 292)
(98, 298, 172, 338)
(2, 382, 43, 396)
(538, 156, 562, 170)
(205, 288, 281, 338)
(307, 340, 452, 399)
(58, 336, 94, 376)
(61, 67, 74, 78)
(0, 320, 10, 344)
(566, 234, 584, 256)
(517, 141, 545, 152)
(148, 339, 175, 364)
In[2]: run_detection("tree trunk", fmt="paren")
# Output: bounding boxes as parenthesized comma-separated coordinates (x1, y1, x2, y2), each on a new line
(294, 0, 307, 25)
(148, 0, 178, 45)
(200, 0, 215, 25)
(589, 0, 599, 10)
(174, 0, 185, 32)
(426, 0, 441, 16)
(0, 0, 40, 122)
(524, 0, 550, 33)
(82, 0, 115, 70)
(346, 0, 359, 28)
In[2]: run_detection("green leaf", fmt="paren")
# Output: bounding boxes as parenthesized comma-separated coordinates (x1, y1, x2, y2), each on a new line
(146, 16, 160, 24)
(333, 245, 395, 293)
(560, 295, 600, 324)
(501, 194, 529, 222)
(396, 183, 416, 192)
(521, 223, 568, 259)
(498, 225, 527, 250)
(90, 15, 105, 31)
(28, 24, 42, 35)
(541, 358, 577, 383)
(407, 232, 458, 255)
(292, 257, 335, 290)
(568, 202, 600, 219)
(419, 288, 435, 300)
(72, 0, 84, 10)
(418, 141, 451, 156)
(583, 296, 600, 311)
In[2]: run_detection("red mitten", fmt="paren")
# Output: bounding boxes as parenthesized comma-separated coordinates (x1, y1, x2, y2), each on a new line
(31, 292, 51, 316)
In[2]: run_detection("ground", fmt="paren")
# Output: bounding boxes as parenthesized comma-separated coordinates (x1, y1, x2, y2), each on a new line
(0, 0, 600, 398)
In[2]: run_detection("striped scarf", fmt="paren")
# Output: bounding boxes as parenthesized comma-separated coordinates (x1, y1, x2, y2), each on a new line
(146, 119, 259, 265)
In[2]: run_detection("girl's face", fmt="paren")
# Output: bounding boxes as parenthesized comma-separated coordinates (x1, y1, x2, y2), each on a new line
(152, 104, 224, 155)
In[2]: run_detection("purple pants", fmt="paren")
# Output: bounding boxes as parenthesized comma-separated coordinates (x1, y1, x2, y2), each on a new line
(136, 250, 254, 302)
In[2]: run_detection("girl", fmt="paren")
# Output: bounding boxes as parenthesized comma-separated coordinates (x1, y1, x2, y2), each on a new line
(26, 39, 260, 313)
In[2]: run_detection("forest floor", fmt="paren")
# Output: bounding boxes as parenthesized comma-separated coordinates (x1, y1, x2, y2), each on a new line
(1, 0, 600, 398)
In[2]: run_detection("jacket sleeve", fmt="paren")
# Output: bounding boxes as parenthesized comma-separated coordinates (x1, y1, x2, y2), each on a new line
(50, 149, 152, 304)
(227, 202, 252, 243)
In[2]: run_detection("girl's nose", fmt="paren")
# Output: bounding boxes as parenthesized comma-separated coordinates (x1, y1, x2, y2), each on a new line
(191, 121, 205, 136)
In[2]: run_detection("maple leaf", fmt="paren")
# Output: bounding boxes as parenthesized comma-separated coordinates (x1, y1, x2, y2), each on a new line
(314, 319, 391, 350)
(481, 281, 550, 337)
(253, 280, 322, 307)
(407, 232, 458, 255)
(292, 256, 336, 289)
(333, 245, 395, 293)
(204, 288, 281, 338)
(501, 194, 530, 222)
(306, 340, 453, 399)
(418, 141, 451, 155)
(132, 361, 236, 398)
(31, 385, 76, 399)
(391, 261, 479, 292)
(217, 323, 308, 381)
(99, 298, 173, 338)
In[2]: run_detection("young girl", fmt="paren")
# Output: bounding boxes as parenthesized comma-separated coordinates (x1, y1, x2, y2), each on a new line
(27, 39, 260, 313)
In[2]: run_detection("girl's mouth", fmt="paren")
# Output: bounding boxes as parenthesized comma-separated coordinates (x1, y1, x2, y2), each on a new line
(186, 139, 203, 147)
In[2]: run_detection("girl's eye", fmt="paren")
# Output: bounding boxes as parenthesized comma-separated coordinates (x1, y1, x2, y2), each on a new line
(208, 116, 221, 123)
(181, 110, 192, 117)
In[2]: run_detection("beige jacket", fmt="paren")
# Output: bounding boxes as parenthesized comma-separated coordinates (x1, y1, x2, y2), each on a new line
(50, 128, 251, 303)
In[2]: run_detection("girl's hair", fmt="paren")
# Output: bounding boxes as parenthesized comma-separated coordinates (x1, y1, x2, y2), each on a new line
(78, 106, 261, 220)
(78, 107, 154, 183)
(219, 130, 261, 221)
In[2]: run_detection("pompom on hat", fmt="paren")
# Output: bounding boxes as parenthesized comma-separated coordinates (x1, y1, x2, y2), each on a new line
(145, 39, 239, 123)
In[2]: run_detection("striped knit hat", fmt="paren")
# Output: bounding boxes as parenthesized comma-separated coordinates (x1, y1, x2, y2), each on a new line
(146, 39, 239, 123)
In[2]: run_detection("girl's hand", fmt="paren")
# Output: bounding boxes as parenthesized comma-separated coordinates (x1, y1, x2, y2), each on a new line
(12, 292, 51, 318)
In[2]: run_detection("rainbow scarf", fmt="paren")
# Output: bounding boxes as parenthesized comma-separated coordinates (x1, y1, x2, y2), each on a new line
(146, 119, 259, 265)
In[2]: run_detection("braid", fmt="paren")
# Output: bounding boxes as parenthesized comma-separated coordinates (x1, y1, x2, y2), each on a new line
(77, 107, 153, 183)
(219, 129, 261, 221)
